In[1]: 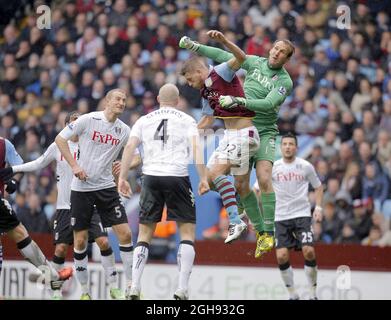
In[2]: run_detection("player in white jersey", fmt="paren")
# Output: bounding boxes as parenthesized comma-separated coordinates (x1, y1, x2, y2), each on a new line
(5, 112, 124, 299)
(55, 89, 134, 299)
(272, 133, 323, 300)
(118, 84, 209, 300)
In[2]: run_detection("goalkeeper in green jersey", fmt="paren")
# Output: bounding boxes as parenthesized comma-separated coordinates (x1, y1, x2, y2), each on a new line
(179, 33, 294, 258)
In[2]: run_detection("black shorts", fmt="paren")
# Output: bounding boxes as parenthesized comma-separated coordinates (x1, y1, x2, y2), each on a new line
(275, 217, 314, 250)
(53, 209, 108, 245)
(0, 197, 20, 234)
(139, 175, 196, 224)
(70, 187, 128, 231)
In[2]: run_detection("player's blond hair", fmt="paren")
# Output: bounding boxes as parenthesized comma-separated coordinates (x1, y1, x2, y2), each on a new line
(180, 56, 208, 75)
(106, 88, 127, 100)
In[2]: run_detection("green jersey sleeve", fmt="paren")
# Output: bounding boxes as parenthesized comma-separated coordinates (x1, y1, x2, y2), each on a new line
(245, 78, 293, 112)
(197, 45, 233, 63)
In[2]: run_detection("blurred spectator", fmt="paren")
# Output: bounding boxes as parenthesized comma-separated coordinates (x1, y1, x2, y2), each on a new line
(75, 26, 104, 65)
(248, 0, 279, 29)
(361, 226, 382, 246)
(315, 159, 329, 186)
(335, 189, 353, 222)
(350, 78, 372, 118)
(309, 46, 330, 83)
(337, 221, 360, 244)
(362, 110, 380, 145)
(314, 78, 349, 116)
(323, 177, 340, 205)
(302, 0, 328, 38)
(244, 25, 271, 57)
(295, 99, 323, 136)
(321, 202, 343, 243)
(375, 130, 391, 175)
(341, 161, 363, 201)
(362, 162, 390, 205)
(314, 129, 340, 161)
(380, 99, 391, 133)
(108, 0, 132, 28)
(349, 198, 373, 241)
(16, 193, 50, 234)
(205, 0, 223, 30)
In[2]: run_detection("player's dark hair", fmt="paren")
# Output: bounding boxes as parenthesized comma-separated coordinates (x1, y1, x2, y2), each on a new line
(281, 132, 298, 146)
(64, 111, 80, 126)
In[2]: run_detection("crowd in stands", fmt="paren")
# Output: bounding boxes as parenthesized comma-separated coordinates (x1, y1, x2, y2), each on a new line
(1, 0, 391, 249)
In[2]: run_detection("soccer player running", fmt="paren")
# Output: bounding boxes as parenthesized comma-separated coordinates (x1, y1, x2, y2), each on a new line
(179, 32, 294, 257)
(2, 112, 124, 300)
(0, 137, 73, 292)
(272, 133, 323, 300)
(180, 30, 262, 246)
(55, 89, 134, 300)
(118, 84, 209, 300)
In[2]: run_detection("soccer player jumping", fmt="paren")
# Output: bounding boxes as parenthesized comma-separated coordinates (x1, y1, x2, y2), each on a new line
(180, 31, 261, 245)
(180, 32, 294, 257)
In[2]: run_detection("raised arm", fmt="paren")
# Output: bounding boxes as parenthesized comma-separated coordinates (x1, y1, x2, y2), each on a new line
(206, 30, 245, 70)
(179, 36, 233, 63)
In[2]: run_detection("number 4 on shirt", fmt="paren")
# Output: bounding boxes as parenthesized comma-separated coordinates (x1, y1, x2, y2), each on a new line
(154, 119, 169, 144)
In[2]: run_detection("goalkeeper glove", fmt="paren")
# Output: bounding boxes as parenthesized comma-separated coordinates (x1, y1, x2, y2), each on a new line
(5, 179, 18, 194)
(179, 36, 200, 52)
(219, 96, 246, 109)
(0, 167, 14, 182)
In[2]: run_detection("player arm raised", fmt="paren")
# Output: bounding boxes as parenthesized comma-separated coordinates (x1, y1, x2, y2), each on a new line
(179, 35, 233, 63)
(206, 30, 245, 71)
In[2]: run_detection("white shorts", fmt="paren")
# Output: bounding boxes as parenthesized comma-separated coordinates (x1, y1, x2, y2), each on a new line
(207, 126, 260, 174)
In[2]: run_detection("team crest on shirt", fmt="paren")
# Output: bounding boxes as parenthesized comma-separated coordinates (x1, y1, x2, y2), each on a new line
(278, 86, 287, 96)
(296, 164, 302, 170)
(205, 77, 213, 87)
(115, 127, 122, 134)
(271, 74, 279, 81)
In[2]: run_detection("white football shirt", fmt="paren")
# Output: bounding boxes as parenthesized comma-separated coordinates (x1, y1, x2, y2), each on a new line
(130, 107, 199, 176)
(59, 111, 130, 191)
(13, 141, 79, 209)
(272, 157, 321, 221)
